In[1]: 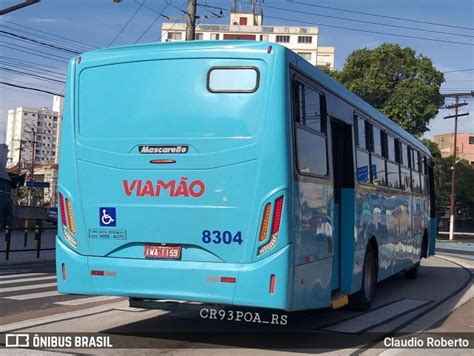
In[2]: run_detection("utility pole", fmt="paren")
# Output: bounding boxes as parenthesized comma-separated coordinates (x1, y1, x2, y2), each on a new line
(442, 91, 474, 241)
(185, 0, 197, 41)
(26, 128, 37, 206)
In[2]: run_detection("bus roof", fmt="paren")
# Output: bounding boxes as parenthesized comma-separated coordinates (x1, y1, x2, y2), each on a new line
(79, 40, 430, 157)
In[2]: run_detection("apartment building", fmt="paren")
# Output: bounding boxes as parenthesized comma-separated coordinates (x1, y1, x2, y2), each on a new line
(161, 1, 335, 70)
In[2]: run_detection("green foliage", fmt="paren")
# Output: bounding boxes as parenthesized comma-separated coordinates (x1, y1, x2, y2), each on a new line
(422, 139, 474, 217)
(329, 43, 444, 137)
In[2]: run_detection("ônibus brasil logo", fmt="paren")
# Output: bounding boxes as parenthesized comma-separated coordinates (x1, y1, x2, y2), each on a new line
(123, 178, 205, 198)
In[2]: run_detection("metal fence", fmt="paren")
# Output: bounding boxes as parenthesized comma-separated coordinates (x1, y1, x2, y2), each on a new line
(0, 218, 56, 260)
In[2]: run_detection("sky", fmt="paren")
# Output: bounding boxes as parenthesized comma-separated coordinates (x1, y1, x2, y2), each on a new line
(0, 0, 473, 143)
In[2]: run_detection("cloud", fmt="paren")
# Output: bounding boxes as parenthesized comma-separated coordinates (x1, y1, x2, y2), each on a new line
(30, 18, 65, 23)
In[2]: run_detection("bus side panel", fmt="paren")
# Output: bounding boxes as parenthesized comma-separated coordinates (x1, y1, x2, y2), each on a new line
(291, 179, 334, 310)
(340, 188, 355, 293)
(56, 59, 91, 256)
(429, 217, 436, 256)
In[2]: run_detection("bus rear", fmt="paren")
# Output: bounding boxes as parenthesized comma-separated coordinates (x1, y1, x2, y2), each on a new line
(56, 42, 293, 310)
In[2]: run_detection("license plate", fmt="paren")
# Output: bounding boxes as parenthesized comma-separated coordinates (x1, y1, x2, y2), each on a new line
(144, 245, 181, 260)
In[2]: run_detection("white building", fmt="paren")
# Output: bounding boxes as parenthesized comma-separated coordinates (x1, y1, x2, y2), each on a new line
(161, 1, 335, 70)
(6, 95, 64, 170)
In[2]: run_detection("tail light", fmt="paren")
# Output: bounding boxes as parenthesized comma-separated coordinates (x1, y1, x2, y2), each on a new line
(271, 196, 284, 234)
(65, 199, 76, 234)
(59, 193, 67, 227)
(269, 274, 276, 294)
(258, 196, 284, 255)
(259, 203, 272, 241)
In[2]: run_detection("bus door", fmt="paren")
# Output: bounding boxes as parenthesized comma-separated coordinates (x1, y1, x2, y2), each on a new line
(330, 119, 355, 292)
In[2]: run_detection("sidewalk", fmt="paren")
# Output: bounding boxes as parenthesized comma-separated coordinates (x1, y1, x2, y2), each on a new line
(0, 228, 56, 265)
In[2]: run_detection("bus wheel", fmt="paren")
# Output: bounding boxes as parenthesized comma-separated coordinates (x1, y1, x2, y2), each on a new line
(350, 248, 376, 311)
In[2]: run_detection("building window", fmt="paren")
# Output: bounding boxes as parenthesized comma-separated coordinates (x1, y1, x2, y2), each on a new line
(260, 35, 268, 41)
(53, 116, 57, 121)
(469, 136, 474, 144)
(298, 36, 312, 43)
(167, 32, 182, 41)
(210, 33, 219, 40)
(297, 52, 312, 61)
(239, 17, 247, 25)
(276, 35, 290, 43)
(195, 33, 203, 40)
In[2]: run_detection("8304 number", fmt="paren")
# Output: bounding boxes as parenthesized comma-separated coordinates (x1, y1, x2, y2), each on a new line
(202, 230, 243, 245)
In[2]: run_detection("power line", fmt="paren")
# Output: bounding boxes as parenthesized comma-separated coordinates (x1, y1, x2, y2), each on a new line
(0, 56, 66, 74)
(0, 67, 66, 84)
(199, 3, 474, 46)
(0, 19, 96, 50)
(264, 13, 474, 47)
(0, 30, 81, 55)
(134, 1, 171, 43)
(108, 0, 146, 47)
(0, 61, 65, 80)
(444, 68, 474, 74)
(0, 24, 90, 53)
(0, 75, 61, 92)
(291, 0, 474, 31)
(0, 40, 72, 61)
(246, 1, 474, 39)
(0, 81, 63, 97)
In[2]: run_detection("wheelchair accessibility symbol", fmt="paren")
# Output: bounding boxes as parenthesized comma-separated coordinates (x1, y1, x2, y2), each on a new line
(100, 207, 116, 227)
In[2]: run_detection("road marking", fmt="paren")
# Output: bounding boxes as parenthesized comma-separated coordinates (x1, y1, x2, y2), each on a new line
(0, 300, 129, 332)
(323, 299, 430, 333)
(4, 290, 60, 300)
(54, 296, 122, 306)
(0, 282, 56, 293)
(0, 270, 32, 276)
(0, 276, 56, 285)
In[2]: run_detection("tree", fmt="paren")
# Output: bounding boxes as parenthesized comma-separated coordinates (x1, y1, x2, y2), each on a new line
(422, 139, 474, 218)
(329, 43, 444, 137)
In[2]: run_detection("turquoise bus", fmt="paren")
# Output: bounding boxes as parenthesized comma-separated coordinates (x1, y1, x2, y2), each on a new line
(56, 41, 436, 311)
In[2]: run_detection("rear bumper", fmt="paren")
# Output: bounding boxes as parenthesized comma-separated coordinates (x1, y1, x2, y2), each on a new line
(56, 237, 291, 310)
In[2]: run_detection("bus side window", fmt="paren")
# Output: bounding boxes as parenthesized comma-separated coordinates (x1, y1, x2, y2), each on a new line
(355, 115, 370, 184)
(370, 125, 386, 187)
(411, 148, 422, 194)
(386, 135, 400, 189)
(294, 81, 327, 176)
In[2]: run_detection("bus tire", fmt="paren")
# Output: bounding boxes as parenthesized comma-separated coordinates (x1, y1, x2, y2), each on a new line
(350, 247, 376, 311)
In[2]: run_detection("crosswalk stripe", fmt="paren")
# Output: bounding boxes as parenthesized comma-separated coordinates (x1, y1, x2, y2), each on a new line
(0, 282, 56, 293)
(0, 276, 56, 285)
(0, 272, 49, 280)
(4, 290, 60, 300)
(0, 270, 31, 276)
(54, 296, 123, 306)
(323, 298, 430, 333)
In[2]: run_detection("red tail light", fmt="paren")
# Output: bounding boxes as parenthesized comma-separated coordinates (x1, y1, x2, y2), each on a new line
(271, 196, 284, 234)
(59, 193, 67, 227)
(258, 196, 284, 256)
(220, 277, 236, 283)
(269, 274, 276, 294)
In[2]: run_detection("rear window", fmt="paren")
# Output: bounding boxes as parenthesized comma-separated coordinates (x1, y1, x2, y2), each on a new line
(207, 67, 259, 93)
(77, 59, 265, 139)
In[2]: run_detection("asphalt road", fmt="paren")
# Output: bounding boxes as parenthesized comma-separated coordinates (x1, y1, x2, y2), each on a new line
(0, 253, 472, 354)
